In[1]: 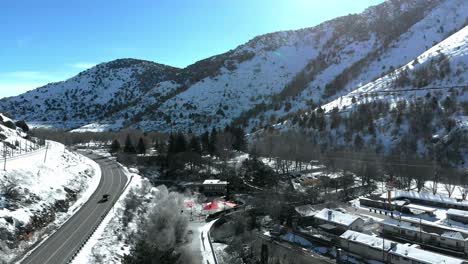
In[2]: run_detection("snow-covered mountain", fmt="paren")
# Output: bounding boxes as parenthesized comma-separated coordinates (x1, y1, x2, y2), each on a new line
(270, 24, 468, 167)
(323, 24, 468, 113)
(1, 0, 467, 134)
(0, 59, 179, 129)
(240, 0, 468, 131)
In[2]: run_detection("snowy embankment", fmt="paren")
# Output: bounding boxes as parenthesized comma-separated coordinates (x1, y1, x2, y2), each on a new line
(199, 220, 217, 264)
(0, 141, 101, 263)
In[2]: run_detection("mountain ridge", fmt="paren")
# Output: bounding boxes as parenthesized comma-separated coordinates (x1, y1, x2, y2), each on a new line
(1, 0, 467, 136)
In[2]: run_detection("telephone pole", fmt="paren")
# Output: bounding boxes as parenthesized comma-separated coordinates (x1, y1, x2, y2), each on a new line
(3, 144, 6, 171)
(44, 143, 49, 163)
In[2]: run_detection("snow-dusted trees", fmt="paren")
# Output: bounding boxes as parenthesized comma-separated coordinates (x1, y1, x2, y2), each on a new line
(124, 186, 197, 264)
(124, 134, 136, 153)
(137, 137, 146, 155)
(110, 139, 120, 153)
(0, 175, 21, 200)
(15, 120, 29, 132)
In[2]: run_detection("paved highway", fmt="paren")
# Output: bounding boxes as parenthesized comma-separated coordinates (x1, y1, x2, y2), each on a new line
(19, 153, 128, 264)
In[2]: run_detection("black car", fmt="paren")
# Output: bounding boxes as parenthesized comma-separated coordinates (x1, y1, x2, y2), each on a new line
(99, 194, 110, 203)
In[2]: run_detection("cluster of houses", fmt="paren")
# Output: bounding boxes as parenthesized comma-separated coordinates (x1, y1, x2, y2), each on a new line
(289, 188, 468, 263)
(339, 230, 467, 264)
(360, 190, 468, 213)
(381, 217, 468, 257)
(292, 207, 468, 263)
(352, 190, 468, 262)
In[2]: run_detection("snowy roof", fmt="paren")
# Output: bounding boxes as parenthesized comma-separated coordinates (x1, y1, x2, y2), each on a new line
(447, 209, 468, 218)
(313, 208, 362, 227)
(202, 179, 228, 185)
(340, 230, 394, 251)
(294, 204, 316, 217)
(382, 191, 468, 209)
(382, 218, 468, 240)
(389, 242, 466, 264)
(442, 231, 465, 240)
(403, 204, 437, 213)
(341, 231, 467, 264)
(382, 218, 419, 232)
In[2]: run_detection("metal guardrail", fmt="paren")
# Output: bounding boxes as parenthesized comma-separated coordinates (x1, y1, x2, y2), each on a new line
(207, 221, 219, 264)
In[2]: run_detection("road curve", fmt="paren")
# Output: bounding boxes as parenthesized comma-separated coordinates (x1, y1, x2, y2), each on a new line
(19, 153, 128, 264)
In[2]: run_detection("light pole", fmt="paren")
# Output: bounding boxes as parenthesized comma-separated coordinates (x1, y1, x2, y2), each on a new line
(3, 144, 7, 171)
(43, 142, 49, 163)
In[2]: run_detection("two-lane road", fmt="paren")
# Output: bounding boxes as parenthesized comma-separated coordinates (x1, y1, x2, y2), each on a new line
(19, 153, 127, 264)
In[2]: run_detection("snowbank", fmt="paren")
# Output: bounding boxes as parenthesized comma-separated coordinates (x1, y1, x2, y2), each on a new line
(0, 141, 101, 262)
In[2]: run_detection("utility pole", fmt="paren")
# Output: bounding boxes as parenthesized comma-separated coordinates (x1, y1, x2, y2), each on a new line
(419, 216, 422, 243)
(44, 143, 49, 163)
(382, 236, 385, 262)
(3, 144, 6, 171)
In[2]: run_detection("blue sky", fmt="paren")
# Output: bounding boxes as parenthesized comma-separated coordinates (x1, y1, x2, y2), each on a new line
(0, 0, 384, 98)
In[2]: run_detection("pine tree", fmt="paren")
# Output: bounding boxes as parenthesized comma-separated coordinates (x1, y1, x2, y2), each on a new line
(189, 136, 202, 154)
(200, 131, 210, 154)
(137, 137, 146, 154)
(354, 134, 364, 150)
(110, 139, 121, 153)
(208, 128, 217, 155)
(232, 126, 246, 151)
(173, 132, 187, 153)
(167, 133, 176, 154)
(124, 134, 136, 153)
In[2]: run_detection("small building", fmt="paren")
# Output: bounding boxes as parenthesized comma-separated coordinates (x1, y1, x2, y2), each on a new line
(381, 218, 468, 257)
(202, 179, 228, 195)
(382, 191, 468, 211)
(313, 208, 364, 235)
(340, 230, 468, 264)
(447, 209, 468, 224)
(294, 204, 316, 226)
(339, 230, 394, 261)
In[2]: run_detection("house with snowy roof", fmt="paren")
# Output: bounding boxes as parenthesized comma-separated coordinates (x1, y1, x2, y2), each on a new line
(382, 191, 468, 211)
(381, 218, 468, 258)
(447, 209, 468, 224)
(202, 179, 228, 195)
(339, 230, 468, 264)
(294, 204, 316, 225)
(312, 208, 364, 234)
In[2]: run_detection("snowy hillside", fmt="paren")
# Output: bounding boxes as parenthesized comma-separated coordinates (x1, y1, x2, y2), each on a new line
(0, 59, 179, 129)
(0, 114, 102, 262)
(0, 113, 39, 157)
(1, 0, 468, 135)
(0, 141, 101, 262)
(268, 25, 468, 167)
(241, 0, 468, 132)
(323, 25, 468, 113)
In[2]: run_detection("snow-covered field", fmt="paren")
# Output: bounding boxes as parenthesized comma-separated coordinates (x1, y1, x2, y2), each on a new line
(0, 141, 101, 263)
